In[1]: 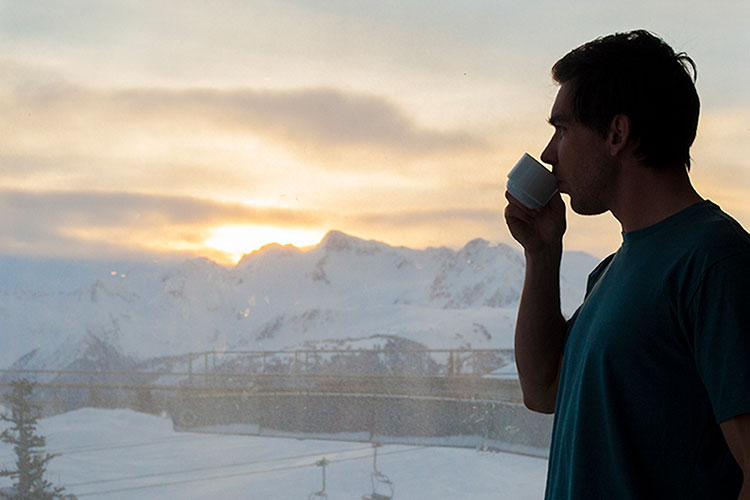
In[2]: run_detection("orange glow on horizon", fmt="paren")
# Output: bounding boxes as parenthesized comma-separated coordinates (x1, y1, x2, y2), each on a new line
(204, 225, 325, 263)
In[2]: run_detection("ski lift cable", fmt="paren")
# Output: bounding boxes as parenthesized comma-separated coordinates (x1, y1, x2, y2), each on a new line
(66, 444, 374, 487)
(67, 445, 411, 491)
(72, 446, 426, 498)
(46, 432, 216, 455)
(73, 446, 424, 498)
(73, 459, 317, 497)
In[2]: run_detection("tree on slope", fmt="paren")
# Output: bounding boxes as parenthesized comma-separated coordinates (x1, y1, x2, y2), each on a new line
(0, 379, 69, 499)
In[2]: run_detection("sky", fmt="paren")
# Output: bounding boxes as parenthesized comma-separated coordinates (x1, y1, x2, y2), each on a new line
(2, 0, 750, 265)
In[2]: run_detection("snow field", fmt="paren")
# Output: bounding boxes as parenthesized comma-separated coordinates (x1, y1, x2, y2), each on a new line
(0, 408, 548, 499)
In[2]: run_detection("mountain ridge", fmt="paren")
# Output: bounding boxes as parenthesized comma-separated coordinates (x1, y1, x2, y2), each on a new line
(0, 231, 600, 372)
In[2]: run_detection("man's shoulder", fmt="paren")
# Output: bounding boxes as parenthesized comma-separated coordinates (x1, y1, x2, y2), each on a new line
(689, 202, 750, 260)
(662, 203, 750, 295)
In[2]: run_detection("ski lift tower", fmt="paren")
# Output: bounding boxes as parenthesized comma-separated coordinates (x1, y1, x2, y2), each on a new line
(308, 458, 329, 500)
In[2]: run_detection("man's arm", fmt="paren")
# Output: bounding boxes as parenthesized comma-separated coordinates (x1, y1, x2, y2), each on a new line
(504, 191, 568, 413)
(721, 413, 750, 499)
(514, 247, 568, 413)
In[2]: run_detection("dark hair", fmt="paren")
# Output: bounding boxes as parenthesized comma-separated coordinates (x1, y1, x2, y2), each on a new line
(552, 30, 699, 169)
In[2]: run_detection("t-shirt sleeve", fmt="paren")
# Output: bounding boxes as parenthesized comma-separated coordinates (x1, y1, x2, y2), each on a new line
(689, 252, 750, 423)
(564, 253, 616, 338)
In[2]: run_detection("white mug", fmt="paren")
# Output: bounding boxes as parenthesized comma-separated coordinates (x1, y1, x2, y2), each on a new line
(506, 153, 558, 209)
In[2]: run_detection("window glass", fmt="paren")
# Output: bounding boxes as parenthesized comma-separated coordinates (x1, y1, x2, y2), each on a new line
(1, 2, 748, 498)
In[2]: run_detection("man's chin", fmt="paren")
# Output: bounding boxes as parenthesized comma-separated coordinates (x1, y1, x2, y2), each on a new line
(570, 198, 608, 216)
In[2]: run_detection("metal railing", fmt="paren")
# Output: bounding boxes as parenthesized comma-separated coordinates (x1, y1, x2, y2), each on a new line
(182, 348, 513, 379)
(0, 348, 516, 413)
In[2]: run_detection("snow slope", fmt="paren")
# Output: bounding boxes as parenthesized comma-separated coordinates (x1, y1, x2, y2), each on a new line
(0, 408, 548, 499)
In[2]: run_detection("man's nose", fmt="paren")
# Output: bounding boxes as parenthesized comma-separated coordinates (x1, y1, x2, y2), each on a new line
(540, 139, 556, 167)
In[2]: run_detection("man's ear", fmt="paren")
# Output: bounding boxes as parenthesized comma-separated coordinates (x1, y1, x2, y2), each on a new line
(607, 114, 632, 156)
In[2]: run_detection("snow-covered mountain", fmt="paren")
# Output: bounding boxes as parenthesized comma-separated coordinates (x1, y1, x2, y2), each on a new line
(0, 231, 599, 371)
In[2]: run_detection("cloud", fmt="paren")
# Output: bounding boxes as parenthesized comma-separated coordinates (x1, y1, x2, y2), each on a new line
(0, 188, 326, 259)
(354, 207, 499, 226)
(0, 187, 628, 262)
(0, 63, 486, 162)
(0, 187, 517, 260)
(0, 188, 325, 226)
(119, 87, 484, 153)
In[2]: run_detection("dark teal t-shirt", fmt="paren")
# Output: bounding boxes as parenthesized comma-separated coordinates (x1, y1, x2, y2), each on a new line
(546, 201, 750, 499)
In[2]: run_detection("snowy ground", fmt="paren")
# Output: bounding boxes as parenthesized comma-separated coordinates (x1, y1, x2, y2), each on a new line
(0, 408, 548, 499)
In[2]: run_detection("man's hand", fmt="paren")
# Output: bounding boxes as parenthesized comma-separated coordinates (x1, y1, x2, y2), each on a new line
(504, 191, 567, 255)
(720, 413, 750, 499)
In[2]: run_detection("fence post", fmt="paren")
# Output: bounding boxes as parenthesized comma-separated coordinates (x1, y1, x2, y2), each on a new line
(188, 353, 193, 385)
(52, 386, 60, 414)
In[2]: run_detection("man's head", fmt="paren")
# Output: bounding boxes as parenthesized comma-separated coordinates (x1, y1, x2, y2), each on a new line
(551, 30, 699, 170)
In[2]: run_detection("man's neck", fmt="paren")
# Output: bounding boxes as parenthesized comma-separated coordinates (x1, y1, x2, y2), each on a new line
(610, 163, 704, 234)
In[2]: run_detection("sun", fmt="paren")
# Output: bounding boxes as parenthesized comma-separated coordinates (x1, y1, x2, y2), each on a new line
(205, 225, 324, 264)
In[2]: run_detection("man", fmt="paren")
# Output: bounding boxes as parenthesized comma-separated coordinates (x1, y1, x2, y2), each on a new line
(504, 30, 750, 499)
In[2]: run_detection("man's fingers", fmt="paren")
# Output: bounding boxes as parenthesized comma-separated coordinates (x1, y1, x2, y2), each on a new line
(504, 191, 537, 214)
(548, 191, 565, 211)
(505, 199, 534, 225)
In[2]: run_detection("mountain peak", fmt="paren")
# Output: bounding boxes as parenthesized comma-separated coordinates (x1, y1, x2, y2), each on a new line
(236, 242, 302, 267)
(319, 230, 387, 254)
(458, 239, 522, 264)
(1, 235, 598, 371)
(169, 257, 230, 280)
(461, 238, 491, 253)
